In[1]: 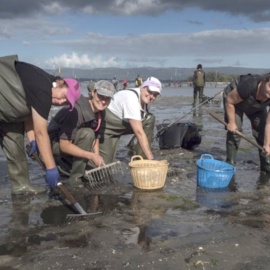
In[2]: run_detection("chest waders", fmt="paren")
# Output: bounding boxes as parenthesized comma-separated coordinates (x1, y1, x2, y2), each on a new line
(193, 71, 205, 105)
(52, 127, 96, 187)
(223, 84, 270, 171)
(98, 102, 155, 164)
(0, 55, 45, 194)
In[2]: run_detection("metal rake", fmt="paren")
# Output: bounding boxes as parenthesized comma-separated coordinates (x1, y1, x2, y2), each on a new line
(83, 161, 123, 190)
(26, 144, 102, 223)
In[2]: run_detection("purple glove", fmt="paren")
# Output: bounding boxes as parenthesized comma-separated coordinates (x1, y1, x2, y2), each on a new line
(28, 140, 39, 157)
(45, 167, 60, 188)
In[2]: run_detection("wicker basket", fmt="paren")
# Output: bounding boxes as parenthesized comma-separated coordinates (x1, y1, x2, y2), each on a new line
(128, 155, 169, 190)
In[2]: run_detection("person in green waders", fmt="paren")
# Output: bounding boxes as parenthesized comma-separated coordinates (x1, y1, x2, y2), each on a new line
(0, 55, 81, 195)
(224, 73, 270, 172)
(48, 80, 115, 188)
(192, 64, 206, 105)
(98, 77, 162, 164)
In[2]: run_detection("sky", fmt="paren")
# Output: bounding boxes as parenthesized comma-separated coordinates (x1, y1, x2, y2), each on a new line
(1, 0, 270, 70)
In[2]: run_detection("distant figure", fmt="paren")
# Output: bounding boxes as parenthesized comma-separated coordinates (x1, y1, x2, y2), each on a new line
(122, 79, 128, 89)
(112, 77, 119, 91)
(135, 75, 143, 87)
(192, 64, 206, 105)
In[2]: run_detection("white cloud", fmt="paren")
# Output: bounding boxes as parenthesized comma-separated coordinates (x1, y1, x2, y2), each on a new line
(22, 41, 30, 46)
(45, 28, 270, 58)
(42, 2, 65, 15)
(45, 53, 120, 68)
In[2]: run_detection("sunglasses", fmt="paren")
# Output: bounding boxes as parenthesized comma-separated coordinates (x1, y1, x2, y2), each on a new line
(146, 88, 160, 98)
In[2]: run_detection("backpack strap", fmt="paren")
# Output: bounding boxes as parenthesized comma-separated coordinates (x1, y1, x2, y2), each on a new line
(119, 88, 149, 113)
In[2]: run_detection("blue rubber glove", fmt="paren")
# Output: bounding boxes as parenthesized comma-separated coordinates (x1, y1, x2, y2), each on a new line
(45, 167, 60, 188)
(28, 140, 39, 157)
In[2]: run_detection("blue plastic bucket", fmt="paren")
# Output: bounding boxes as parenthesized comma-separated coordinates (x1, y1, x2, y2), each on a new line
(197, 154, 236, 188)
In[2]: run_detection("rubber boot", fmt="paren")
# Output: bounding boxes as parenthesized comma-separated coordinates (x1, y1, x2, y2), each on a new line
(8, 159, 46, 195)
(259, 151, 270, 173)
(68, 177, 84, 188)
(226, 147, 237, 166)
(193, 90, 197, 106)
(198, 87, 204, 104)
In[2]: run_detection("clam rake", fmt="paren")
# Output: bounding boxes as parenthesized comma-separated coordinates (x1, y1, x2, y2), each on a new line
(26, 144, 101, 223)
(83, 161, 123, 190)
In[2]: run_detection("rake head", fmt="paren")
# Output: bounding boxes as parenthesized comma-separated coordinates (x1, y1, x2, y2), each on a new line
(83, 161, 123, 190)
(65, 211, 102, 223)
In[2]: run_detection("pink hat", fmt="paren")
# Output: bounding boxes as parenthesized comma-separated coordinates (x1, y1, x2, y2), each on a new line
(63, 78, 81, 111)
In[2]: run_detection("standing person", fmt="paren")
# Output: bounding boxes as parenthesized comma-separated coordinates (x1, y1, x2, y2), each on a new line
(48, 80, 115, 187)
(0, 55, 81, 195)
(224, 73, 270, 172)
(112, 77, 119, 92)
(135, 75, 143, 87)
(122, 79, 128, 89)
(192, 64, 206, 105)
(98, 77, 162, 164)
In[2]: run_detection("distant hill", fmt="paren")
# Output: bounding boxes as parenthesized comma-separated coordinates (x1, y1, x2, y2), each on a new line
(45, 66, 270, 82)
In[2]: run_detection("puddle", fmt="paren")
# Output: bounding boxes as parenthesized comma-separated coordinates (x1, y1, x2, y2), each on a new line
(196, 186, 233, 209)
(40, 205, 74, 225)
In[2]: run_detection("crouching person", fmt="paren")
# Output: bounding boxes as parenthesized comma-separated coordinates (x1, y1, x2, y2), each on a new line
(48, 80, 115, 187)
(98, 77, 162, 163)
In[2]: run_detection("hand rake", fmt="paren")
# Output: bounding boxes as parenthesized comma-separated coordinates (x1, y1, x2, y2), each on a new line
(26, 144, 101, 222)
(83, 161, 123, 190)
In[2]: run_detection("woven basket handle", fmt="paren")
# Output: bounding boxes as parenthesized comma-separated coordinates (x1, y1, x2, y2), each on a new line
(131, 155, 144, 162)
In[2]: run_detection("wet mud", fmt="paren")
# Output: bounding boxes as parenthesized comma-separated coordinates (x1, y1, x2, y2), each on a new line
(1, 87, 270, 269)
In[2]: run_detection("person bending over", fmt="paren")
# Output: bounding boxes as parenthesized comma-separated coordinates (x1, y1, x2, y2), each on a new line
(0, 55, 81, 195)
(98, 76, 162, 164)
(224, 73, 270, 172)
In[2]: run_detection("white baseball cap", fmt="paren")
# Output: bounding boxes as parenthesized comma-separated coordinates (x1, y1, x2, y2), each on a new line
(141, 77, 162, 94)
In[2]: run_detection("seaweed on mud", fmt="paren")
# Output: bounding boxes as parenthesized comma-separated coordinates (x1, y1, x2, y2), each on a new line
(157, 194, 179, 201)
(173, 197, 200, 210)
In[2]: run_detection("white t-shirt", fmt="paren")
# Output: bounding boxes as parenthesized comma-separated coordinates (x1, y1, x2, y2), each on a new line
(108, 88, 146, 122)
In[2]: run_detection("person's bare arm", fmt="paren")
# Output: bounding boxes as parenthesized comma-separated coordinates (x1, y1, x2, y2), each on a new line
(92, 138, 99, 154)
(31, 108, 55, 169)
(129, 119, 153, 160)
(225, 88, 243, 133)
(263, 111, 270, 156)
(59, 138, 105, 167)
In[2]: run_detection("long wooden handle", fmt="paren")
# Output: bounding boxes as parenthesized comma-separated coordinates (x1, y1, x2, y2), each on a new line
(57, 183, 76, 205)
(26, 144, 46, 169)
(209, 112, 264, 151)
(26, 144, 88, 215)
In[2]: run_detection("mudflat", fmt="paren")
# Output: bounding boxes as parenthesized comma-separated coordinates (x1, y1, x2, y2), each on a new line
(0, 91, 270, 270)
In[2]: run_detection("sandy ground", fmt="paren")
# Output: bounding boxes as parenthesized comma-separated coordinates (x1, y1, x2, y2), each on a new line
(1, 93, 270, 270)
